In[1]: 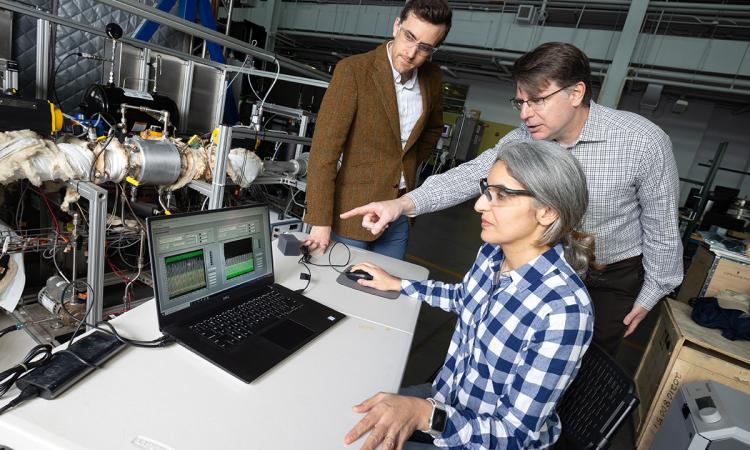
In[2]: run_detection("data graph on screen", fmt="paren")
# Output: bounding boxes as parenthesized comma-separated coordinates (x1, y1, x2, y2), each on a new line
(165, 249, 207, 298)
(224, 237, 255, 280)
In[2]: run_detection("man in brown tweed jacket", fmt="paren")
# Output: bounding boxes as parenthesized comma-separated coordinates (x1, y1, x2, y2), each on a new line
(303, 0, 452, 260)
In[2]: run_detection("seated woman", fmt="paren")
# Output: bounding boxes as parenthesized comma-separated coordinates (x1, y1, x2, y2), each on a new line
(343, 140, 595, 450)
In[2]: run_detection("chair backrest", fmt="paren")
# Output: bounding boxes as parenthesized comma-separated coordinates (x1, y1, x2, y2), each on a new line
(555, 343, 639, 450)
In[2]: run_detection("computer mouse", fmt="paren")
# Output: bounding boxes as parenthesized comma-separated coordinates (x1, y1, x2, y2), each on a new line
(345, 269, 373, 281)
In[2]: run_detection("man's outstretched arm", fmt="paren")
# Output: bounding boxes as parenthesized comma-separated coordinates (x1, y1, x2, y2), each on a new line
(340, 131, 525, 236)
(339, 196, 417, 236)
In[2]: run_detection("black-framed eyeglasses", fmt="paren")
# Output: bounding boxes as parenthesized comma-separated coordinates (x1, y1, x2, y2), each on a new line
(479, 178, 534, 204)
(509, 85, 571, 111)
(398, 26, 438, 55)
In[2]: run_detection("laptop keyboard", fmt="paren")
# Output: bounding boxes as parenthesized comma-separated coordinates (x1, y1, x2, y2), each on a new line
(189, 288, 303, 349)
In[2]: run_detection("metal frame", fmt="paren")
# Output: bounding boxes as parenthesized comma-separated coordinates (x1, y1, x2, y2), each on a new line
(67, 181, 108, 326)
(93, 0, 330, 81)
(261, 102, 315, 158)
(35, 18, 53, 100)
(208, 125, 232, 210)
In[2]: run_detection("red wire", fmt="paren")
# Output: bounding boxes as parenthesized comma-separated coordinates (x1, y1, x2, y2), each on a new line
(105, 256, 131, 284)
(36, 189, 61, 234)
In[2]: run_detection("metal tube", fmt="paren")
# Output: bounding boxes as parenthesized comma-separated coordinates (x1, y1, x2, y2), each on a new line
(35, 18, 52, 100)
(627, 76, 750, 96)
(649, 2, 750, 13)
(631, 68, 750, 89)
(209, 125, 232, 210)
(70, 212, 79, 304)
(67, 181, 107, 327)
(225, 0, 235, 36)
(92, 0, 330, 81)
(123, 229, 145, 310)
(225, 65, 329, 89)
(550, 0, 750, 12)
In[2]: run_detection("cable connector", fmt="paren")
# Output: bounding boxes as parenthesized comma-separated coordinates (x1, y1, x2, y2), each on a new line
(0, 386, 40, 415)
(76, 52, 107, 62)
(156, 336, 175, 347)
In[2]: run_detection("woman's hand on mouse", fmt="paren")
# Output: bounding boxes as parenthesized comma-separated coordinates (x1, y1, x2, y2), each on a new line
(351, 263, 402, 292)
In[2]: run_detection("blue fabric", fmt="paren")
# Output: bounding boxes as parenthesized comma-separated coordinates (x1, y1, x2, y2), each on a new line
(691, 297, 750, 341)
(401, 243, 594, 449)
(332, 215, 409, 260)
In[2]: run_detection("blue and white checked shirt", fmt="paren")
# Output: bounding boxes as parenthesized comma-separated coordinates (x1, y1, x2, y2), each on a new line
(402, 243, 593, 449)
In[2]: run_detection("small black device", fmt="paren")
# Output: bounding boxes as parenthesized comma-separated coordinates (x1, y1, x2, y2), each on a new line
(105, 22, 123, 40)
(277, 233, 303, 256)
(345, 269, 373, 281)
(146, 205, 345, 383)
(15, 331, 125, 399)
(0, 94, 62, 135)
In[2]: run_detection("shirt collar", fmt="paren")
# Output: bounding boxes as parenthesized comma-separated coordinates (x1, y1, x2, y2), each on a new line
(494, 243, 567, 288)
(386, 41, 418, 89)
(574, 100, 606, 144)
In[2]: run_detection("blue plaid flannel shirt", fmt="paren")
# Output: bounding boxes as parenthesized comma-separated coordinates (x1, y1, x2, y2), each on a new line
(401, 243, 593, 449)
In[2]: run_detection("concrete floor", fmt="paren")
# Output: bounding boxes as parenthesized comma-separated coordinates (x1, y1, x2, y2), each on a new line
(402, 199, 654, 450)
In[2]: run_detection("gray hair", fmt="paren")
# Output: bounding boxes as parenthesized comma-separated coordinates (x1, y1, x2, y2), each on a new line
(495, 140, 595, 277)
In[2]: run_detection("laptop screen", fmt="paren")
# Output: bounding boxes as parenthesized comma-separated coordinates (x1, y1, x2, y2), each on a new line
(148, 205, 273, 317)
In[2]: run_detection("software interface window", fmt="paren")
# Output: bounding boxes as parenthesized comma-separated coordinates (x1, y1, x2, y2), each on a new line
(150, 209, 270, 316)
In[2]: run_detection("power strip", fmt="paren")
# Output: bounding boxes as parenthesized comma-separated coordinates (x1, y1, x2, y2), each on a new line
(16, 331, 126, 399)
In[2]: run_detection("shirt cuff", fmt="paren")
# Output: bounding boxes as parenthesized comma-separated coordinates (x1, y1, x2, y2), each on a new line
(403, 191, 429, 217)
(635, 282, 665, 311)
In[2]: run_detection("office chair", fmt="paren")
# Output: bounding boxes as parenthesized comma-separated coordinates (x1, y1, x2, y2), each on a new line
(554, 343, 639, 450)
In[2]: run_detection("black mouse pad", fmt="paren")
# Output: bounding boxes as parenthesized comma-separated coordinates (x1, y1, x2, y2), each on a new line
(335, 266, 400, 300)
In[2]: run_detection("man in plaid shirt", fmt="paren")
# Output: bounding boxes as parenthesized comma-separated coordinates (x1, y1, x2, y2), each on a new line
(344, 141, 593, 449)
(343, 42, 683, 356)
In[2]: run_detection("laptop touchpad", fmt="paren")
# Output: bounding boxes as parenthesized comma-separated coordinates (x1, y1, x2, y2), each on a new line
(262, 320, 314, 350)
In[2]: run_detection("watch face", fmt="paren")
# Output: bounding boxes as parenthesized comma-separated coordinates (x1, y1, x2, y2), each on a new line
(431, 407, 448, 433)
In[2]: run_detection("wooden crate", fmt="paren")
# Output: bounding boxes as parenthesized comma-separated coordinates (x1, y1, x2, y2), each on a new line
(633, 299, 750, 450)
(677, 243, 750, 302)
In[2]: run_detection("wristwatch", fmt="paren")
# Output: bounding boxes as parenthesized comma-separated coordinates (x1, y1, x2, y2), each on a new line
(423, 397, 447, 437)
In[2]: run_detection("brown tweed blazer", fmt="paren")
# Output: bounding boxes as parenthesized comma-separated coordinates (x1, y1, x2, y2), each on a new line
(304, 42, 444, 241)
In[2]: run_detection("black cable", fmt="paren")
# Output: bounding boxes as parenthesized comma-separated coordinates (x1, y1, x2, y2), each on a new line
(0, 344, 53, 399)
(0, 386, 40, 415)
(58, 280, 172, 350)
(294, 241, 352, 293)
(0, 324, 19, 340)
(296, 257, 312, 293)
(50, 53, 78, 107)
(302, 240, 352, 272)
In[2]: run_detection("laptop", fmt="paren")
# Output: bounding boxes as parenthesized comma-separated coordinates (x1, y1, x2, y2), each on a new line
(146, 204, 345, 383)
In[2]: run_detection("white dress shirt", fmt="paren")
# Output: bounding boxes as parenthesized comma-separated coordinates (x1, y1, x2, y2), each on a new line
(387, 41, 423, 188)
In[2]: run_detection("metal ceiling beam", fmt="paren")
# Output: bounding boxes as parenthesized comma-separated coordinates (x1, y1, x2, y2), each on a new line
(628, 76, 750, 97)
(598, 0, 649, 108)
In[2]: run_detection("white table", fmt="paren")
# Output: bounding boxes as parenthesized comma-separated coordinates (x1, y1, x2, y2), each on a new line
(0, 242, 429, 450)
